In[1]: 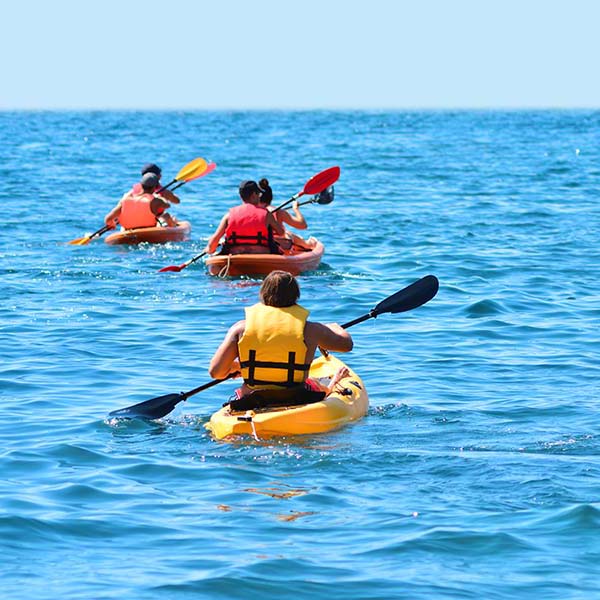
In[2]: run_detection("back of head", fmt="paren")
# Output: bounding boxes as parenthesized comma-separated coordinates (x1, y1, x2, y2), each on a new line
(141, 163, 162, 177)
(259, 178, 272, 205)
(239, 180, 262, 202)
(140, 172, 159, 193)
(259, 270, 300, 307)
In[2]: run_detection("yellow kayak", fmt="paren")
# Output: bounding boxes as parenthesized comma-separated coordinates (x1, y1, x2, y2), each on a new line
(205, 354, 368, 440)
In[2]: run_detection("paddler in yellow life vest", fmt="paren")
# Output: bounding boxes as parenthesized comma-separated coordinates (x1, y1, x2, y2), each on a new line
(104, 172, 179, 230)
(209, 270, 352, 400)
(203, 180, 285, 255)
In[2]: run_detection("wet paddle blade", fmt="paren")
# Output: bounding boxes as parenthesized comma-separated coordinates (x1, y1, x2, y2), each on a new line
(68, 224, 110, 245)
(68, 236, 90, 245)
(108, 392, 185, 420)
(158, 251, 206, 273)
(302, 166, 340, 196)
(158, 264, 185, 273)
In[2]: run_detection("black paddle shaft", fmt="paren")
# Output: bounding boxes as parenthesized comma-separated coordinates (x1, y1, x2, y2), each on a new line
(109, 275, 438, 420)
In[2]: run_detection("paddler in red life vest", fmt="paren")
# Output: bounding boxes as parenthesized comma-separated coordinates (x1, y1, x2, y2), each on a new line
(203, 180, 285, 255)
(131, 163, 181, 205)
(104, 172, 179, 231)
(208, 270, 352, 400)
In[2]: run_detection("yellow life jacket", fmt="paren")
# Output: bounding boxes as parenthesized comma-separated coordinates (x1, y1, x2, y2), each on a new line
(238, 303, 310, 389)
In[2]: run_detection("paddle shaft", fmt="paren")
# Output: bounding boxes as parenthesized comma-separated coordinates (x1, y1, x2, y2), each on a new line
(109, 275, 438, 419)
(183, 374, 234, 399)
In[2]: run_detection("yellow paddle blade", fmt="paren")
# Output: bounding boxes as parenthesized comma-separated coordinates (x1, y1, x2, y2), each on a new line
(175, 157, 208, 182)
(68, 235, 91, 245)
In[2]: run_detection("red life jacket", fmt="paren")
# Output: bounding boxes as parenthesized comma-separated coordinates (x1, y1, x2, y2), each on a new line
(225, 203, 270, 248)
(119, 190, 157, 229)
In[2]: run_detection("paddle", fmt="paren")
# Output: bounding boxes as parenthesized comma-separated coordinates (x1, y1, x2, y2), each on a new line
(170, 161, 216, 192)
(68, 157, 210, 245)
(272, 166, 340, 214)
(295, 184, 334, 209)
(157, 250, 209, 273)
(157, 167, 340, 273)
(108, 274, 439, 420)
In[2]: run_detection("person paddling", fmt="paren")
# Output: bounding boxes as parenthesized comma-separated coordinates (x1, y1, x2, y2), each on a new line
(204, 180, 285, 255)
(209, 270, 352, 401)
(258, 178, 307, 230)
(104, 172, 179, 231)
(258, 177, 310, 250)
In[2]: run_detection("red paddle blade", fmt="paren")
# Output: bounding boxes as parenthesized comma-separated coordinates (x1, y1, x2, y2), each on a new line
(158, 264, 184, 273)
(203, 162, 217, 176)
(302, 166, 340, 196)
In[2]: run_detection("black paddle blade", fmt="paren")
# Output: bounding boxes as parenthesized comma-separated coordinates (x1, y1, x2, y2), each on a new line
(374, 275, 439, 316)
(313, 185, 334, 205)
(108, 392, 185, 420)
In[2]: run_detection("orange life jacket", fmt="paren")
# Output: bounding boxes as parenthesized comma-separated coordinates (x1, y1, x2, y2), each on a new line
(225, 203, 270, 248)
(119, 190, 157, 229)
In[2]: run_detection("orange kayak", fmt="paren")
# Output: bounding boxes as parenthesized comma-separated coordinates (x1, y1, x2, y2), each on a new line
(205, 236, 324, 277)
(105, 221, 191, 245)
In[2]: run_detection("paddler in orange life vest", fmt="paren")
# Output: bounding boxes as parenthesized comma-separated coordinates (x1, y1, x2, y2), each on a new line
(203, 180, 285, 255)
(208, 270, 352, 400)
(104, 172, 179, 230)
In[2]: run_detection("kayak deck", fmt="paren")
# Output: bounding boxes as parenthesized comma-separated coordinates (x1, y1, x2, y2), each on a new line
(205, 354, 368, 440)
(105, 221, 191, 245)
(205, 236, 324, 277)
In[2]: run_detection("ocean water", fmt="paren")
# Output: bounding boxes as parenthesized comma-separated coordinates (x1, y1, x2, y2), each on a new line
(1, 110, 599, 599)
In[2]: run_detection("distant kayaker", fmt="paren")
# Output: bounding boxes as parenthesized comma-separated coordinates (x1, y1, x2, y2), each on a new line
(209, 270, 352, 400)
(104, 172, 179, 230)
(131, 163, 181, 205)
(203, 180, 285, 255)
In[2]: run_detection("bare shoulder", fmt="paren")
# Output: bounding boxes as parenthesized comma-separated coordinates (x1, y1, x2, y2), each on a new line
(227, 319, 246, 340)
(305, 320, 353, 353)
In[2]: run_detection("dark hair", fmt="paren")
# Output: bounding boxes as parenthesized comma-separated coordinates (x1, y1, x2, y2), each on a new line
(259, 178, 272, 205)
(239, 180, 261, 201)
(141, 172, 159, 193)
(141, 163, 161, 177)
(259, 271, 300, 307)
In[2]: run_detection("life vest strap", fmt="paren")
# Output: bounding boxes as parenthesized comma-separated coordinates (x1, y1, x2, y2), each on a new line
(242, 350, 311, 386)
(225, 231, 269, 246)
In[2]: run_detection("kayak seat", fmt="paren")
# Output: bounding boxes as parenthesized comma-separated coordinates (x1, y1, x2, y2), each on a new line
(226, 385, 326, 412)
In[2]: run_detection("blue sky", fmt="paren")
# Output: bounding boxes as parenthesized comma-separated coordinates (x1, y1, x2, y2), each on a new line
(2, 0, 599, 109)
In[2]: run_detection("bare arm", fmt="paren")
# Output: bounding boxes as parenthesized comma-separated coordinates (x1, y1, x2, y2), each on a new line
(104, 201, 122, 228)
(204, 213, 229, 254)
(304, 321, 353, 362)
(159, 188, 180, 204)
(150, 196, 171, 216)
(209, 320, 245, 379)
(278, 200, 307, 230)
(266, 210, 285, 236)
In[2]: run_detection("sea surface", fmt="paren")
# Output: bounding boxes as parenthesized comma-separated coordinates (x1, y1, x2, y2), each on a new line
(1, 110, 599, 599)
